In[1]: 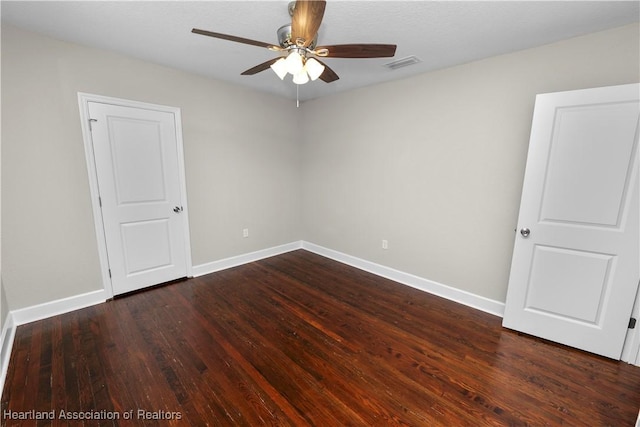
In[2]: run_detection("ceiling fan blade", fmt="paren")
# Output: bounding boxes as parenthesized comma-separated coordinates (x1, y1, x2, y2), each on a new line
(241, 58, 281, 75)
(315, 44, 397, 58)
(192, 28, 281, 51)
(291, 0, 326, 48)
(314, 59, 339, 83)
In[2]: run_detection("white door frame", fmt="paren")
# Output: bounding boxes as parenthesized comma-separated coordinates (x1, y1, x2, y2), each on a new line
(622, 143, 640, 366)
(78, 92, 193, 298)
(621, 283, 640, 365)
(608, 117, 639, 366)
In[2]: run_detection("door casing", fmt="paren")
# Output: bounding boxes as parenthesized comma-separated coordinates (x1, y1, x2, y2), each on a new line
(78, 92, 193, 298)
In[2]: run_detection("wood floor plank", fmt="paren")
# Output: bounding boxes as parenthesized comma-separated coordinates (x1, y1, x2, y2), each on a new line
(2, 249, 640, 426)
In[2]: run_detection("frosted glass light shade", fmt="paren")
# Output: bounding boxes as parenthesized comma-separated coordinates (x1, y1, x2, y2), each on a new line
(285, 51, 304, 75)
(305, 57, 325, 81)
(292, 70, 310, 85)
(270, 58, 288, 80)
(271, 51, 324, 85)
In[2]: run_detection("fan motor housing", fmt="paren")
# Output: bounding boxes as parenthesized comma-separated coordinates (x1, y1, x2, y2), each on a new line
(277, 24, 317, 49)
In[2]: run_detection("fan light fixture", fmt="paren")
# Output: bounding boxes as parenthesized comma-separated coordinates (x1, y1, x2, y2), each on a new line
(192, 1, 398, 88)
(270, 49, 325, 85)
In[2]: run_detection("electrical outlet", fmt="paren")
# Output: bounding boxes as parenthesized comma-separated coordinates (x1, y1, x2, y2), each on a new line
(382, 239, 388, 250)
(243, 228, 249, 238)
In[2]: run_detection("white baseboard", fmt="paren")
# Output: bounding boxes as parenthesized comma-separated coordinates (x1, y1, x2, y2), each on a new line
(192, 241, 303, 277)
(302, 241, 505, 317)
(10, 289, 109, 327)
(0, 311, 16, 398)
(8, 241, 304, 329)
(194, 240, 505, 317)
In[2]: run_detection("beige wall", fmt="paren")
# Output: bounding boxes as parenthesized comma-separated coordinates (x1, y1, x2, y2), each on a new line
(2, 22, 638, 313)
(1, 25, 301, 310)
(301, 23, 640, 302)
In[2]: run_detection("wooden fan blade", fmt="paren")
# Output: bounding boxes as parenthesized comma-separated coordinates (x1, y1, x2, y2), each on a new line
(192, 28, 281, 50)
(314, 59, 339, 83)
(291, 0, 326, 48)
(315, 44, 397, 58)
(241, 58, 281, 75)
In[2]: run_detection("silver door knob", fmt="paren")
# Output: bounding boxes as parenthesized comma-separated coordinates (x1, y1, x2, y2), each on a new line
(520, 228, 530, 237)
(173, 206, 183, 213)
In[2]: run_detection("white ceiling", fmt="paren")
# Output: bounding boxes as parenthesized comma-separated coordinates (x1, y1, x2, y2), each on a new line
(2, 1, 639, 101)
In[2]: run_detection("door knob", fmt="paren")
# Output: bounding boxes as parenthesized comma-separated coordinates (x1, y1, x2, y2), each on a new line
(520, 228, 530, 237)
(173, 206, 183, 213)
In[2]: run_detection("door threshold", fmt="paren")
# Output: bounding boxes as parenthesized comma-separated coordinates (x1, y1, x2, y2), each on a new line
(112, 276, 189, 300)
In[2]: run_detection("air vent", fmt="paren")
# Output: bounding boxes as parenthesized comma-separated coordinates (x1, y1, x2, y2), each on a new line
(383, 55, 422, 71)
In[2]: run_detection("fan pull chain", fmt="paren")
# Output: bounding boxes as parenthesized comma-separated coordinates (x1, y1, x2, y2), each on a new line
(296, 85, 300, 108)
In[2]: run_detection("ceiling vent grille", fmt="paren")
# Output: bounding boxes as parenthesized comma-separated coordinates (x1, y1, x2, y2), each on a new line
(383, 55, 422, 71)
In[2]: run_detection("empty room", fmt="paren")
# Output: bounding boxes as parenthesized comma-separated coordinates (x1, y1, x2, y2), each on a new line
(1, 1, 640, 425)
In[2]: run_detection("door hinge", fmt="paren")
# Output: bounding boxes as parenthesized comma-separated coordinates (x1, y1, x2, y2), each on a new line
(629, 317, 637, 329)
(98, 196, 102, 207)
(108, 269, 112, 278)
(88, 118, 97, 131)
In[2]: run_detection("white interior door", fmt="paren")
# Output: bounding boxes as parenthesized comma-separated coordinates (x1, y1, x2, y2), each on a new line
(88, 101, 189, 295)
(503, 83, 639, 359)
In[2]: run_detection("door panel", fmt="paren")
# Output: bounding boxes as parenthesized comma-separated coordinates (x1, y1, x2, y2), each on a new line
(121, 219, 173, 275)
(525, 245, 613, 324)
(88, 101, 188, 295)
(503, 84, 639, 359)
(110, 117, 168, 204)
(539, 102, 638, 227)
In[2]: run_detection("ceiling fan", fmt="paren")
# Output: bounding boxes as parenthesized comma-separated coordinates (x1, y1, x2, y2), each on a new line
(192, 0, 397, 85)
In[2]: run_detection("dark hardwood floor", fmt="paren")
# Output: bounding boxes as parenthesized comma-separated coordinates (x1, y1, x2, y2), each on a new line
(2, 250, 640, 426)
